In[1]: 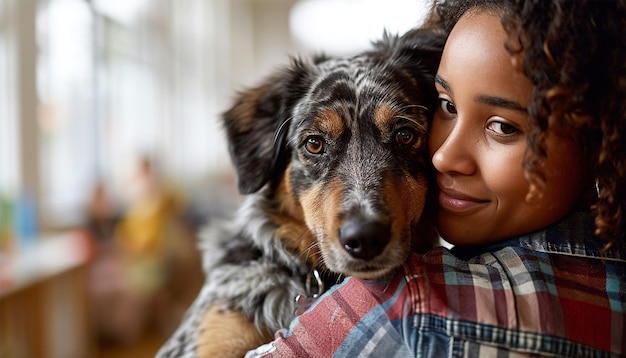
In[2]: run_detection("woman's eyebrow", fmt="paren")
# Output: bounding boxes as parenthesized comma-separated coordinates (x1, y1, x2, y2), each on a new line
(435, 74, 527, 113)
(476, 95, 527, 112)
(434, 74, 450, 92)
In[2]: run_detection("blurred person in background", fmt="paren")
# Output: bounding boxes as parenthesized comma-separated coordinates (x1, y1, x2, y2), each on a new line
(90, 156, 203, 347)
(86, 181, 120, 246)
(115, 156, 180, 300)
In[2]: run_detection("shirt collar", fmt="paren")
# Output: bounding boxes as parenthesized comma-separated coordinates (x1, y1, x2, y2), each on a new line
(451, 211, 626, 262)
(517, 211, 625, 262)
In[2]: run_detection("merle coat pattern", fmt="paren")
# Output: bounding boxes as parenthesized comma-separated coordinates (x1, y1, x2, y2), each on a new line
(157, 27, 445, 358)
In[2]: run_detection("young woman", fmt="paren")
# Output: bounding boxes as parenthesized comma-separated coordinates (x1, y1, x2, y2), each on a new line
(246, 0, 625, 356)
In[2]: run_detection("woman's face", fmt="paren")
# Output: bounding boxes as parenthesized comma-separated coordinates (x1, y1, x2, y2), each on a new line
(429, 10, 592, 246)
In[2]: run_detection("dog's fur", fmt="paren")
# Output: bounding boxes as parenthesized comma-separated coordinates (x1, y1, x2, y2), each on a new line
(157, 27, 446, 358)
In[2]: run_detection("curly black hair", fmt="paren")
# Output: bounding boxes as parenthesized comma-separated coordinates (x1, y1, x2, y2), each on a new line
(429, 0, 625, 247)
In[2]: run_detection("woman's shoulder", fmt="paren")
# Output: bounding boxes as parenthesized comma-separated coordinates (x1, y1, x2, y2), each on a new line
(401, 214, 625, 356)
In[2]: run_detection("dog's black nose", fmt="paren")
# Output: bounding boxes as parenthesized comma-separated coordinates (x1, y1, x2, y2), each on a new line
(339, 219, 390, 260)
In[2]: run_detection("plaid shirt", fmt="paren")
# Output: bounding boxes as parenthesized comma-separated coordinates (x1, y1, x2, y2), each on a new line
(247, 212, 626, 357)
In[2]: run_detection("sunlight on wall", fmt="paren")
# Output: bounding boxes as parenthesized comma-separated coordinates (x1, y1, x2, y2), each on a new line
(92, 0, 150, 26)
(290, 0, 431, 56)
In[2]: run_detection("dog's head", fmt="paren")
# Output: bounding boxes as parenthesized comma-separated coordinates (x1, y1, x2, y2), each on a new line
(223, 28, 445, 279)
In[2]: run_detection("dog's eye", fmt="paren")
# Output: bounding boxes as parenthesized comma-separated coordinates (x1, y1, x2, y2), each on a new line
(395, 128, 416, 146)
(305, 136, 325, 154)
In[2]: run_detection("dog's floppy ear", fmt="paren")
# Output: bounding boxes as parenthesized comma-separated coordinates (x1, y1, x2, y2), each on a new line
(222, 59, 318, 194)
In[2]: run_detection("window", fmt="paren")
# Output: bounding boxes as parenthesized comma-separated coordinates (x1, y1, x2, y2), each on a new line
(2, 0, 231, 231)
(38, 0, 95, 226)
(0, 0, 18, 198)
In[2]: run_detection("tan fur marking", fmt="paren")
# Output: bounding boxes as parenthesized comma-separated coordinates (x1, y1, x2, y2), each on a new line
(382, 172, 433, 252)
(373, 104, 396, 132)
(316, 109, 344, 139)
(196, 304, 273, 358)
(270, 165, 323, 268)
(273, 164, 304, 220)
(299, 178, 343, 249)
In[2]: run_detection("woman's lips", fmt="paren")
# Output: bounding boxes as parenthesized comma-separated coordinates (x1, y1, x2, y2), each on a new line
(438, 187, 489, 215)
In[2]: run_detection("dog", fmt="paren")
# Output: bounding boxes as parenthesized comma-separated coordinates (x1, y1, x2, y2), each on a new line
(156, 26, 446, 358)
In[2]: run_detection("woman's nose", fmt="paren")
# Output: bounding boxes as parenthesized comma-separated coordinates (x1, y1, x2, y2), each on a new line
(430, 124, 476, 176)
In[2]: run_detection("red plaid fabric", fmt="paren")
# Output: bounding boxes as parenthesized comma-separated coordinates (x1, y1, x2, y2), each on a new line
(247, 212, 626, 357)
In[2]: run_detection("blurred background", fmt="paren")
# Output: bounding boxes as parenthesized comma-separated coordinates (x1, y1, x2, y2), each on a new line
(0, 0, 429, 356)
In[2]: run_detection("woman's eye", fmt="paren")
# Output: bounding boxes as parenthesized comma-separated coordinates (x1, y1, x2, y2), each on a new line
(304, 136, 325, 154)
(395, 128, 416, 146)
(439, 99, 457, 115)
(486, 121, 519, 136)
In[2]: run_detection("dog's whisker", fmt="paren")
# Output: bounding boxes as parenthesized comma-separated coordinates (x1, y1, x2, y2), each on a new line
(333, 271, 344, 285)
(296, 117, 307, 129)
(300, 239, 319, 252)
(274, 117, 294, 146)
(314, 259, 326, 271)
(287, 137, 300, 148)
(298, 240, 321, 262)
(399, 103, 432, 114)
(395, 115, 429, 135)
(299, 246, 315, 263)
